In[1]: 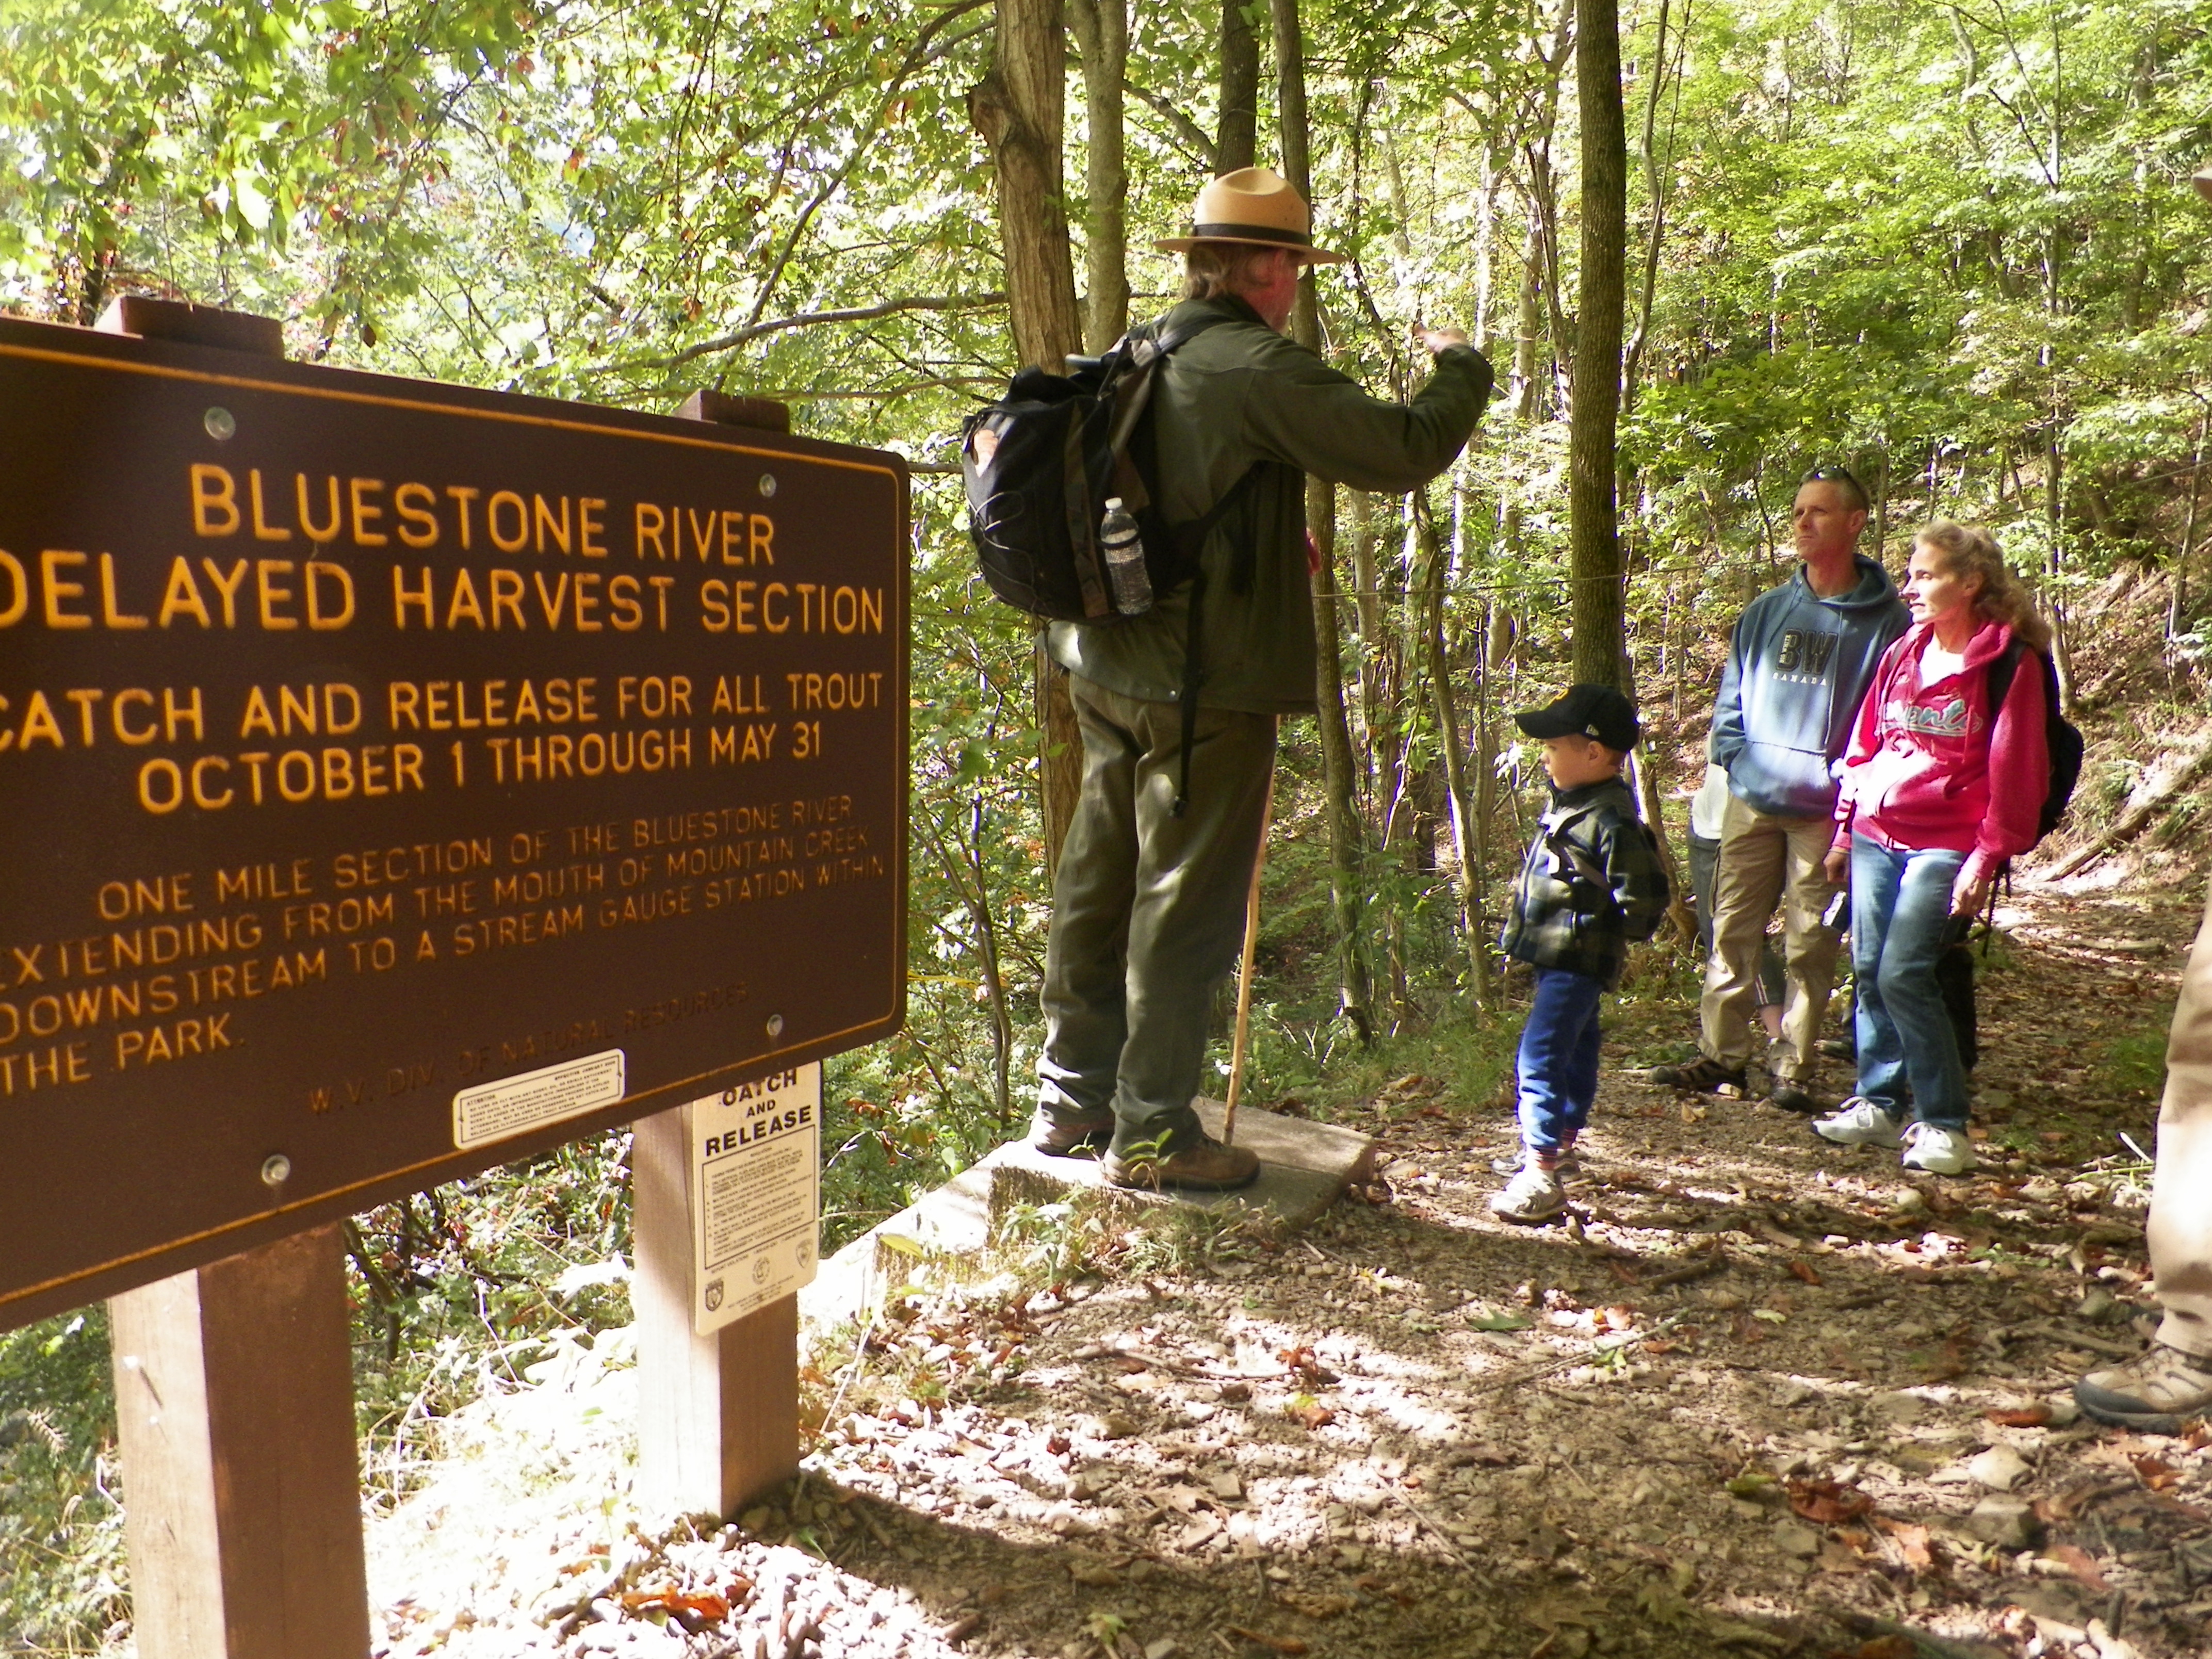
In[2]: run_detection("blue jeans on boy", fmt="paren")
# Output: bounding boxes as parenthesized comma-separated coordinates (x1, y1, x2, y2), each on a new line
(1850, 833, 1970, 1129)
(1517, 967, 1604, 1154)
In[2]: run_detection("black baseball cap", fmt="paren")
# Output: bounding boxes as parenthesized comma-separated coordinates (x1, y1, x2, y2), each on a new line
(1514, 684, 1641, 752)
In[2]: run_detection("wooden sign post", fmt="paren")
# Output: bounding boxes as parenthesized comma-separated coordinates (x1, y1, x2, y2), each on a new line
(633, 392, 808, 1522)
(0, 296, 908, 1648)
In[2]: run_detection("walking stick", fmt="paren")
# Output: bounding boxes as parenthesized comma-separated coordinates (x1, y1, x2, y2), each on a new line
(1222, 728, 1280, 1146)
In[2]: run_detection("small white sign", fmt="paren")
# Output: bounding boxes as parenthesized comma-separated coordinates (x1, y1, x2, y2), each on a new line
(689, 1063, 821, 1335)
(452, 1049, 626, 1150)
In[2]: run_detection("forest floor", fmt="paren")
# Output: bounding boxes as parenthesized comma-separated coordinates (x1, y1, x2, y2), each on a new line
(367, 866, 2211, 1659)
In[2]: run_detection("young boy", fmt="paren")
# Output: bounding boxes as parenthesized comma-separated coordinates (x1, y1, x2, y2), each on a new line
(1493, 685, 1671, 1223)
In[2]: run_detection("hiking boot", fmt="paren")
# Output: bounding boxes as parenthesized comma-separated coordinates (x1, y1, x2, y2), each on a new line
(2075, 1344, 2212, 1434)
(1900, 1121, 1976, 1175)
(1646, 1055, 1747, 1094)
(1027, 1109, 1114, 1158)
(1489, 1163, 1567, 1224)
(1766, 1081, 1820, 1114)
(1103, 1133, 1260, 1192)
(1812, 1097, 1904, 1148)
(1490, 1148, 1583, 1177)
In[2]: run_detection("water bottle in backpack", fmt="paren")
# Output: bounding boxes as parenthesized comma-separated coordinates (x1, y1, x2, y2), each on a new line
(1101, 497, 1151, 615)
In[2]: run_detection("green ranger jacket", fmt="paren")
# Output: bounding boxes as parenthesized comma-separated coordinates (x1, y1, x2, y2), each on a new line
(1046, 295, 1494, 714)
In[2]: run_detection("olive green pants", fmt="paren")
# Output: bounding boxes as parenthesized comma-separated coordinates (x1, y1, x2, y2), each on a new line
(1035, 677, 1277, 1156)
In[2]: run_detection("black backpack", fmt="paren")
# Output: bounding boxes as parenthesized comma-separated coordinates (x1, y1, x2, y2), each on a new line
(960, 313, 1265, 814)
(1985, 640, 2083, 846)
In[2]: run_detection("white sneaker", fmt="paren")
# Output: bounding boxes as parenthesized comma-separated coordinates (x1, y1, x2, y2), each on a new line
(1812, 1097, 1904, 1148)
(1900, 1121, 1976, 1175)
(1490, 1163, 1566, 1224)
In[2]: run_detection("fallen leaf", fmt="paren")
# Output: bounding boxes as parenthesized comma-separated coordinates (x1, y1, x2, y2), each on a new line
(2133, 1455, 2181, 1491)
(1985, 1405, 2053, 1428)
(2047, 1543, 2110, 1592)
(1354, 1574, 1416, 1606)
(1853, 1638, 1916, 1659)
(1174, 1515, 1223, 1551)
(1067, 1560, 1123, 1588)
(1224, 1627, 1307, 1655)
(1787, 1260, 1824, 1286)
(1785, 1478, 1873, 1525)
(619, 1586, 732, 1620)
(1279, 1592, 1353, 1619)
(1872, 1516, 1934, 1571)
(1469, 1313, 1533, 1332)
(1287, 1400, 1336, 1430)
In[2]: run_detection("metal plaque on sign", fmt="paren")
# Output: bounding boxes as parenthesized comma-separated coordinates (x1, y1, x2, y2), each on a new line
(0, 315, 907, 1328)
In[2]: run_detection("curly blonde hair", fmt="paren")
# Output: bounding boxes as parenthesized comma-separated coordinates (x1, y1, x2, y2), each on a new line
(1914, 521, 2052, 652)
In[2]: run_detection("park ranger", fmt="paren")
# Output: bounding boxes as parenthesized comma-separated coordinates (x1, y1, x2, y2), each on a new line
(1029, 167, 1494, 1189)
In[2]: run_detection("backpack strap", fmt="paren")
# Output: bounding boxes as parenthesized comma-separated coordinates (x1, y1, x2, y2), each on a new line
(1169, 462, 1269, 818)
(1985, 637, 2028, 712)
(1123, 305, 1273, 819)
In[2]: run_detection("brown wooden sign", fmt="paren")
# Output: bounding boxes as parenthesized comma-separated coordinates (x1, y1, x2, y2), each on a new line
(0, 314, 909, 1328)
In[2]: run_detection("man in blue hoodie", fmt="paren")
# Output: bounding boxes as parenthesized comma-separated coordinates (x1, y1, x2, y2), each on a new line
(1652, 468, 1909, 1111)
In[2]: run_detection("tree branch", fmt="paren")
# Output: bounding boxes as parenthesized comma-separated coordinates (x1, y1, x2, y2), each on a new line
(1126, 82, 1214, 166)
(610, 293, 1008, 372)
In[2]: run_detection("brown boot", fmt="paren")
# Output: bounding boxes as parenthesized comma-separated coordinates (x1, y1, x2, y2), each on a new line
(1103, 1133, 1261, 1192)
(1027, 1109, 1114, 1157)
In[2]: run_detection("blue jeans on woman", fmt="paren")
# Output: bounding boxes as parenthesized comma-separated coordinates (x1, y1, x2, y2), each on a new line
(1517, 967, 1605, 1154)
(1850, 833, 1970, 1129)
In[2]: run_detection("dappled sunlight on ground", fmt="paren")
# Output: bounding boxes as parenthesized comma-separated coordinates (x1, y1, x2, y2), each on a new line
(349, 880, 2208, 1659)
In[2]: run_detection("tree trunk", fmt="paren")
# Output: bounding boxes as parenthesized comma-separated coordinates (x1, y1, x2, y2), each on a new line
(970, 0, 1086, 861)
(1273, 0, 1373, 1039)
(969, 0, 1083, 375)
(1416, 495, 1492, 1006)
(1068, 0, 1131, 353)
(2170, 404, 2208, 643)
(1216, 0, 1260, 173)
(1568, 0, 1628, 692)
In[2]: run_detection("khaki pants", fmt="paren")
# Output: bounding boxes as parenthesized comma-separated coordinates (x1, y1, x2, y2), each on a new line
(2153, 885, 2212, 1360)
(1701, 791, 1841, 1082)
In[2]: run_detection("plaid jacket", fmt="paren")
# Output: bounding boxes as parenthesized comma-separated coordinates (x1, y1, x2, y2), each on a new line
(1500, 777, 1671, 987)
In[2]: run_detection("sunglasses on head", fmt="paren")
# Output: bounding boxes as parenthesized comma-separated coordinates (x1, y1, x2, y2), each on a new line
(1800, 465, 1868, 509)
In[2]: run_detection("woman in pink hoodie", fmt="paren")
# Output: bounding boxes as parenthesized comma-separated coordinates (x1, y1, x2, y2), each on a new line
(1810, 523, 2051, 1175)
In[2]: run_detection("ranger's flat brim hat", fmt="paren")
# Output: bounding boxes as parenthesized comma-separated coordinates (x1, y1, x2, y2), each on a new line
(1154, 166, 1346, 264)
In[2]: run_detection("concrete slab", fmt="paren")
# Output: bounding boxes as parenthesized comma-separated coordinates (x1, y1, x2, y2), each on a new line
(799, 1102, 1373, 1334)
(987, 1099, 1374, 1229)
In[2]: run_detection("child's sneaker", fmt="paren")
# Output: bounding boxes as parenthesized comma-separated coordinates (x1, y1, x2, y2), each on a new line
(1489, 1148, 1583, 1177)
(1812, 1097, 1904, 1148)
(1900, 1121, 1976, 1175)
(1489, 1162, 1567, 1224)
